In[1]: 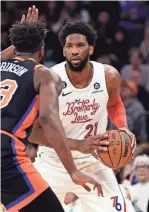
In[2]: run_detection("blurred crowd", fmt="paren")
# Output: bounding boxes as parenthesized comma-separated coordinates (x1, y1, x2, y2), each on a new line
(1, 1, 149, 212)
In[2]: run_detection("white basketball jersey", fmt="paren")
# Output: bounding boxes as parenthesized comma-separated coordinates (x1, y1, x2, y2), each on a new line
(38, 61, 109, 168)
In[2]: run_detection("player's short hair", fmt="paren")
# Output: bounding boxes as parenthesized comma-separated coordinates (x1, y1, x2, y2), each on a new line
(58, 20, 98, 47)
(9, 20, 45, 53)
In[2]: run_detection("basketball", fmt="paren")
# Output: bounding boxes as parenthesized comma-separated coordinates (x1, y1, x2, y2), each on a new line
(97, 130, 132, 169)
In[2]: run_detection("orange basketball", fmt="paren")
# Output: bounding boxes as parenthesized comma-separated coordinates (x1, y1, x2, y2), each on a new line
(97, 130, 132, 169)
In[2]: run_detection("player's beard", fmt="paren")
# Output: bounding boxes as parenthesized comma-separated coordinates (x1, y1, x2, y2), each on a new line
(66, 55, 89, 72)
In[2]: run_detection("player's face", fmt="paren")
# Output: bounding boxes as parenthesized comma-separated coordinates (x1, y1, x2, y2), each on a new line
(63, 34, 94, 72)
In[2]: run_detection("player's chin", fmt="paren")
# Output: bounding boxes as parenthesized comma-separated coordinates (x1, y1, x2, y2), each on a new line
(71, 59, 81, 65)
(71, 62, 81, 67)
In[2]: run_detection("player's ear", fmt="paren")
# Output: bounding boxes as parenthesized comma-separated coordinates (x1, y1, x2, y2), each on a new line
(89, 46, 94, 56)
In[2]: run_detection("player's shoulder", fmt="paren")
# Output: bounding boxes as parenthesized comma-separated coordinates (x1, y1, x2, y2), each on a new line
(51, 61, 66, 74)
(90, 60, 105, 71)
(102, 64, 120, 86)
(1, 58, 14, 63)
(103, 64, 121, 88)
(38, 65, 61, 84)
(104, 64, 120, 78)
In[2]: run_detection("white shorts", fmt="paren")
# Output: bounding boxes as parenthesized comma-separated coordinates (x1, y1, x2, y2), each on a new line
(34, 157, 127, 212)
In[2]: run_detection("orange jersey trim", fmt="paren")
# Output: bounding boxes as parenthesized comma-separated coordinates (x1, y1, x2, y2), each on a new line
(12, 95, 39, 139)
(1, 130, 49, 212)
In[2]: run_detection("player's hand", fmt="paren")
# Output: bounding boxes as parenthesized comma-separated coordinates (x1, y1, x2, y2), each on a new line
(70, 170, 104, 197)
(21, 5, 39, 23)
(119, 127, 136, 158)
(78, 134, 109, 157)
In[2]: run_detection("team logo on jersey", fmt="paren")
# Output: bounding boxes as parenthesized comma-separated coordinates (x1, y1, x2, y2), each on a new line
(63, 98, 100, 123)
(94, 82, 100, 90)
(62, 81, 67, 89)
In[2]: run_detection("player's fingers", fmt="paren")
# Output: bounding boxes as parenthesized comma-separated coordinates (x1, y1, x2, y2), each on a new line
(82, 184, 91, 192)
(131, 139, 137, 157)
(32, 5, 36, 10)
(94, 133, 108, 141)
(91, 150, 99, 159)
(87, 176, 99, 187)
(88, 178, 104, 197)
(92, 140, 108, 146)
(34, 8, 39, 22)
(97, 146, 108, 151)
(31, 5, 38, 22)
(21, 14, 25, 23)
(130, 134, 135, 148)
(98, 140, 109, 146)
(93, 183, 104, 197)
(26, 7, 32, 21)
(120, 128, 136, 148)
(29, 5, 36, 22)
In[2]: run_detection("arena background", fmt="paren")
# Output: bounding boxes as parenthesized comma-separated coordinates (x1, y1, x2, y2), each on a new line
(1, 1, 149, 212)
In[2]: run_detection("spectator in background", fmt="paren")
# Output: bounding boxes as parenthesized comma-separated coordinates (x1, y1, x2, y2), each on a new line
(130, 155, 149, 212)
(121, 48, 149, 92)
(1, 30, 9, 50)
(121, 80, 147, 142)
(51, 1, 80, 33)
(110, 27, 129, 67)
(130, 70, 149, 139)
(119, 1, 148, 39)
(135, 143, 149, 157)
(94, 11, 116, 57)
(140, 26, 149, 64)
(108, 80, 147, 142)
(63, 193, 83, 212)
(47, 1, 62, 23)
(120, 163, 133, 187)
(96, 54, 112, 65)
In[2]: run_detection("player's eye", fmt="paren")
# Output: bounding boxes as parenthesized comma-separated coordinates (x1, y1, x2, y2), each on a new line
(78, 44, 85, 47)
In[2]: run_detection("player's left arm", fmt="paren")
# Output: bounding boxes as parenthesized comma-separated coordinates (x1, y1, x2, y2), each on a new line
(105, 64, 136, 156)
(29, 117, 50, 147)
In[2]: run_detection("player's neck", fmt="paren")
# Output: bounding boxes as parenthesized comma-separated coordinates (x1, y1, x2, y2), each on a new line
(15, 53, 38, 62)
(65, 62, 93, 89)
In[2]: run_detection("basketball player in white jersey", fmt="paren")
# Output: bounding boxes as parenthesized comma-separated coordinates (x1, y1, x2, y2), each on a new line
(30, 21, 136, 212)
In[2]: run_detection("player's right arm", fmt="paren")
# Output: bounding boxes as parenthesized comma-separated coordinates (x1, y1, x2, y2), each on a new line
(30, 118, 108, 157)
(33, 66, 103, 196)
(34, 66, 77, 175)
